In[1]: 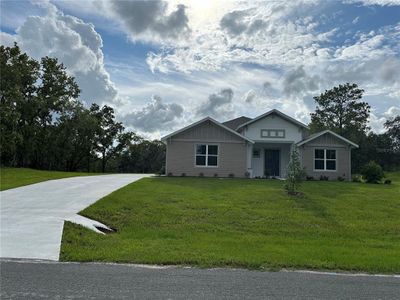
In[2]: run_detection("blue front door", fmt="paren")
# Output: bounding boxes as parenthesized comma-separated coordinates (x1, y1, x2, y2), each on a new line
(265, 149, 280, 176)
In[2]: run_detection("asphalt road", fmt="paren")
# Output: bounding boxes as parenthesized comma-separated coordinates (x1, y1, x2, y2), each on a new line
(1, 260, 399, 299)
(0, 174, 151, 260)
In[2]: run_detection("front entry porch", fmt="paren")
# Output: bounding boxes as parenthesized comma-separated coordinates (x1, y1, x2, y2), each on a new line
(247, 142, 293, 178)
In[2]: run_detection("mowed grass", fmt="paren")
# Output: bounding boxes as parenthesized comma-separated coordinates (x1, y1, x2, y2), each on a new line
(0, 168, 102, 191)
(60, 172, 400, 273)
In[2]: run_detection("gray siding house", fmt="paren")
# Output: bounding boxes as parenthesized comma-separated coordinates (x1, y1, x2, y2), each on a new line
(162, 109, 358, 180)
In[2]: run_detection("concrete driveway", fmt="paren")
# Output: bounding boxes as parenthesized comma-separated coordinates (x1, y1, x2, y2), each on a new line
(0, 174, 151, 261)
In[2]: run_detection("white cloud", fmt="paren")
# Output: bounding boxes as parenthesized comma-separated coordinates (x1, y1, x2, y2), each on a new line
(196, 88, 235, 119)
(0, 31, 16, 47)
(14, 3, 117, 105)
(121, 95, 184, 133)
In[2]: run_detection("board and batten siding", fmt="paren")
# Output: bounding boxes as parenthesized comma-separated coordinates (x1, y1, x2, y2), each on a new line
(299, 133, 352, 181)
(165, 120, 248, 177)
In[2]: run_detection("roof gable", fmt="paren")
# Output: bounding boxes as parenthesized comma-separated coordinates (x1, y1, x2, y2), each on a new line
(236, 109, 309, 130)
(297, 130, 358, 148)
(161, 117, 254, 143)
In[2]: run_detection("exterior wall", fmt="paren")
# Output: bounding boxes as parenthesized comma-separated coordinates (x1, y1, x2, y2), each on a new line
(241, 113, 306, 143)
(166, 140, 247, 177)
(251, 143, 292, 178)
(299, 133, 352, 181)
(165, 120, 248, 177)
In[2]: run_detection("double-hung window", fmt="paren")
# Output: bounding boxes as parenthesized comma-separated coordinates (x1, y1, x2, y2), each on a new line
(314, 149, 336, 171)
(196, 144, 218, 167)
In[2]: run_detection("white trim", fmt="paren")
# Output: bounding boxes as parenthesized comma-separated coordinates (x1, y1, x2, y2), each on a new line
(313, 148, 337, 172)
(194, 143, 219, 168)
(161, 117, 254, 144)
(236, 109, 309, 130)
(297, 130, 358, 148)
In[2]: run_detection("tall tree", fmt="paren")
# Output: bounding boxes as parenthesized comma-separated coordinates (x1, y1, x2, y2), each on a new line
(90, 104, 130, 172)
(309, 83, 370, 140)
(384, 115, 400, 152)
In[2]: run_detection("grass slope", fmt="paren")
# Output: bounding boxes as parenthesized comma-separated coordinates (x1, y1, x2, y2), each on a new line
(61, 173, 400, 273)
(0, 168, 101, 191)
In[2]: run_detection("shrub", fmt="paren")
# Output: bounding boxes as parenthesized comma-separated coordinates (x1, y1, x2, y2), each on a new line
(319, 175, 329, 181)
(167, 172, 173, 177)
(214, 173, 218, 177)
(228, 173, 235, 178)
(181, 173, 186, 177)
(384, 179, 391, 185)
(284, 146, 306, 195)
(306, 176, 314, 181)
(337, 176, 345, 181)
(158, 165, 165, 176)
(199, 172, 204, 177)
(361, 161, 384, 183)
(352, 175, 362, 182)
(244, 171, 250, 178)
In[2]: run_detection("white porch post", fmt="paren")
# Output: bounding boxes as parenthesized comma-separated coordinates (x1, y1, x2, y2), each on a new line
(246, 142, 253, 178)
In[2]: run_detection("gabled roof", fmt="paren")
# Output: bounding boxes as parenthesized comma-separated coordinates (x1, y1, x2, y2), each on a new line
(222, 116, 252, 130)
(236, 109, 309, 130)
(161, 117, 254, 143)
(296, 130, 359, 148)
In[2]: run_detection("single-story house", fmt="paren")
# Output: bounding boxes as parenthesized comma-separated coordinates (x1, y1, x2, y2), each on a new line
(161, 109, 358, 180)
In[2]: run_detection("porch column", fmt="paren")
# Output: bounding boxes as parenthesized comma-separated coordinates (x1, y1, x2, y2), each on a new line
(246, 142, 253, 178)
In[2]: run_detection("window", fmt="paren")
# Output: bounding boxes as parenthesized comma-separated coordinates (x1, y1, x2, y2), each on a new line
(314, 149, 336, 171)
(196, 144, 218, 167)
(261, 129, 285, 138)
(253, 149, 260, 158)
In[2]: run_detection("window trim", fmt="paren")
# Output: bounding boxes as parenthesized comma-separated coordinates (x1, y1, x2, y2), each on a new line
(260, 129, 286, 138)
(253, 149, 260, 158)
(313, 148, 337, 172)
(195, 144, 219, 168)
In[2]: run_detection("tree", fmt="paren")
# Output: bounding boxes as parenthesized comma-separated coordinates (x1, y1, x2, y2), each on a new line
(90, 104, 130, 172)
(309, 83, 370, 140)
(284, 146, 305, 195)
(384, 115, 400, 152)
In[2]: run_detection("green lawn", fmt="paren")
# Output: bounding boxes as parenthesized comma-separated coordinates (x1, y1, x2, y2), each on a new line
(60, 172, 400, 274)
(0, 168, 102, 191)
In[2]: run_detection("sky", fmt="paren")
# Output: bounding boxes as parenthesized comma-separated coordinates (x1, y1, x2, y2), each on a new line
(1, 0, 399, 139)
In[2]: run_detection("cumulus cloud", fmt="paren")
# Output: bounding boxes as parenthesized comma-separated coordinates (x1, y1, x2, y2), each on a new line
(14, 3, 117, 104)
(121, 95, 184, 132)
(0, 31, 16, 47)
(344, 0, 400, 6)
(282, 66, 320, 97)
(103, 0, 190, 43)
(196, 88, 234, 119)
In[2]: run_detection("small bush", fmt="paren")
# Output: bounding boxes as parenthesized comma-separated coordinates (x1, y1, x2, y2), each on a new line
(384, 179, 392, 185)
(361, 161, 384, 183)
(306, 176, 314, 181)
(181, 173, 186, 177)
(337, 176, 345, 182)
(352, 175, 362, 182)
(319, 175, 329, 181)
(199, 172, 204, 177)
(167, 172, 173, 177)
(158, 165, 165, 176)
(244, 171, 250, 178)
(214, 173, 218, 177)
(228, 173, 235, 178)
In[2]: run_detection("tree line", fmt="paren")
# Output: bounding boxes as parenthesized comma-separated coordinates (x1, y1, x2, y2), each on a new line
(0, 44, 165, 173)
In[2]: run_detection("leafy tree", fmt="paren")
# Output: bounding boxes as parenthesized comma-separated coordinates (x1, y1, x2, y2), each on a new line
(309, 83, 370, 140)
(284, 146, 305, 195)
(384, 115, 400, 152)
(0, 43, 39, 166)
(90, 104, 131, 172)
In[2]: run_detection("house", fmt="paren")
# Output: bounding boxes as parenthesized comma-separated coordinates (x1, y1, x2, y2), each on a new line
(161, 109, 358, 180)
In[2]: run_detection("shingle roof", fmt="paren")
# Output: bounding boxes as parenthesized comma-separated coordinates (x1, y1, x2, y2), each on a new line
(222, 116, 252, 130)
